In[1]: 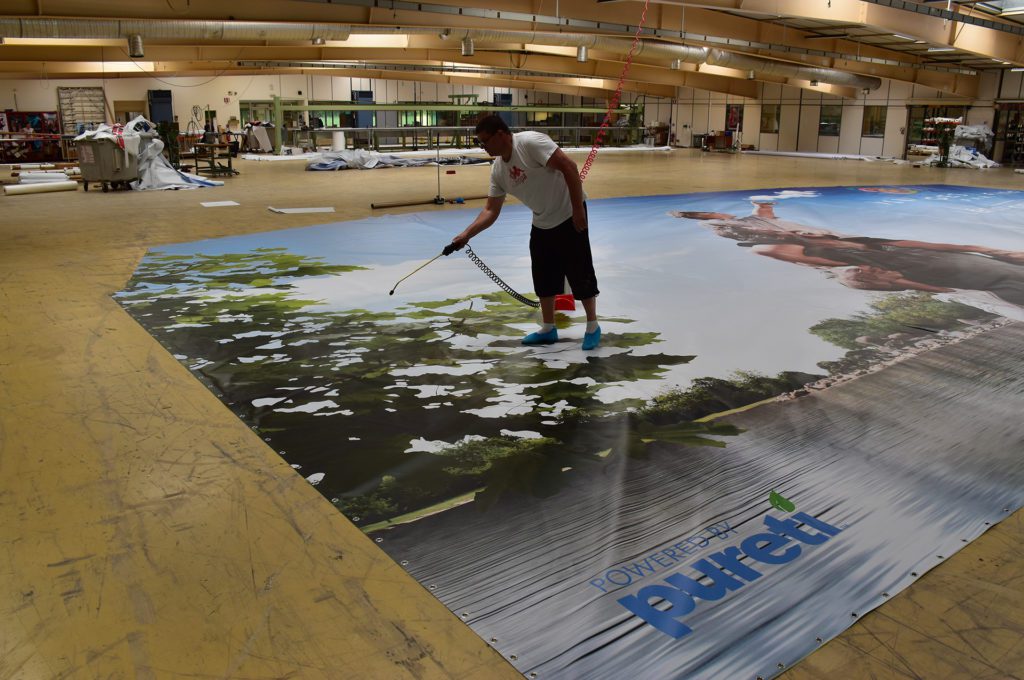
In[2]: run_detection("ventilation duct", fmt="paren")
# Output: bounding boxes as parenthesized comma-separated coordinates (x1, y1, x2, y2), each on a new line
(0, 17, 882, 90)
(706, 49, 880, 90)
(439, 27, 707, 65)
(0, 18, 352, 42)
(128, 34, 144, 58)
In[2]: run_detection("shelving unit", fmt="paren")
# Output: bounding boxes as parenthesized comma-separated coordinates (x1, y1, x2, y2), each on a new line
(1002, 109, 1024, 167)
(920, 116, 961, 146)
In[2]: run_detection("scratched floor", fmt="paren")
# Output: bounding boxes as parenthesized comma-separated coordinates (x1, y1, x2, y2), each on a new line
(0, 151, 1021, 678)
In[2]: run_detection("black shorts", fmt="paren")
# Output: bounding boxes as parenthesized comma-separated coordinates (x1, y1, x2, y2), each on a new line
(529, 207, 600, 299)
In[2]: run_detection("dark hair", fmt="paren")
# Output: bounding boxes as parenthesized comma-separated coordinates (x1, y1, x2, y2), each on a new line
(476, 115, 510, 135)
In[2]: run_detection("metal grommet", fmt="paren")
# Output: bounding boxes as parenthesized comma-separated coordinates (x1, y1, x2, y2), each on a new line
(851, 612, 858, 617)
(911, 572, 918, 577)
(279, 451, 287, 455)
(815, 637, 823, 644)
(400, 560, 409, 566)
(529, 673, 537, 679)
(331, 498, 339, 503)
(882, 592, 889, 597)
(937, 555, 944, 559)
(490, 637, 498, 643)
(777, 663, 785, 670)
(374, 537, 383, 543)
(429, 584, 437, 590)
(352, 516, 360, 521)
(264, 437, 271, 441)
(509, 654, 518, 661)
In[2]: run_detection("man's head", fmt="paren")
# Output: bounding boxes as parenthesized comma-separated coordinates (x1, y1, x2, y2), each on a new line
(475, 115, 513, 158)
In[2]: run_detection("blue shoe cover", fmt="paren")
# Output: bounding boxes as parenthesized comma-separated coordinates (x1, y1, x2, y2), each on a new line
(582, 326, 601, 351)
(522, 328, 558, 345)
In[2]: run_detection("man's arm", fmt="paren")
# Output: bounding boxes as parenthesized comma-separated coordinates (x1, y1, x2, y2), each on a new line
(546, 148, 587, 232)
(451, 195, 505, 249)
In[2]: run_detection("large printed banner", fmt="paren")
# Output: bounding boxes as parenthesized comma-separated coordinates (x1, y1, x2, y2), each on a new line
(118, 185, 1024, 678)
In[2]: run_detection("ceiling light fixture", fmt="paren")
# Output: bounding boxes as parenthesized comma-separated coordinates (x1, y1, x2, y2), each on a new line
(461, 37, 474, 57)
(670, 59, 681, 70)
(810, 79, 819, 86)
(892, 34, 915, 40)
(927, 47, 956, 52)
(313, 37, 326, 46)
(577, 45, 588, 63)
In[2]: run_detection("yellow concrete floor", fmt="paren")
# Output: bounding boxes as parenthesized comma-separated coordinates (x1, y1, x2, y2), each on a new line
(1, 150, 1021, 679)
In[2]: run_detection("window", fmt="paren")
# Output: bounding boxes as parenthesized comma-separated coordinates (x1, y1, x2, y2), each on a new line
(399, 110, 438, 126)
(57, 87, 107, 135)
(760, 104, 779, 133)
(819, 105, 842, 136)
(862, 106, 887, 137)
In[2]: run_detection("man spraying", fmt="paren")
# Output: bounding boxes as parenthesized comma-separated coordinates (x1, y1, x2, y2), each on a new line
(449, 115, 601, 350)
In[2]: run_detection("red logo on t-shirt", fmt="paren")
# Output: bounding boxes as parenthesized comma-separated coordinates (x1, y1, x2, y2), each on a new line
(509, 165, 527, 185)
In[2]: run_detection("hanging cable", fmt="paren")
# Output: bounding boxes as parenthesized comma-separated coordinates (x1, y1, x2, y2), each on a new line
(455, 0, 651, 306)
(578, 0, 651, 181)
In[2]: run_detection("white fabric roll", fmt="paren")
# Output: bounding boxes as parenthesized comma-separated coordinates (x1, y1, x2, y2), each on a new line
(332, 131, 346, 151)
(4, 181, 78, 195)
(20, 172, 69, 182)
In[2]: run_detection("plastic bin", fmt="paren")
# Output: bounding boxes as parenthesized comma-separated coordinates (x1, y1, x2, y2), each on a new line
(76, 137, 139, 192)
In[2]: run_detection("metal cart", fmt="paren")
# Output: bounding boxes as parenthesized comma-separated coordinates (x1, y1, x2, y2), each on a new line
(76, 137, 139, 192)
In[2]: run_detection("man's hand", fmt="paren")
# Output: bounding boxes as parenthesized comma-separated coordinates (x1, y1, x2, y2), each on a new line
(448, 232, 470, 253)
(572, 208, 588, 233)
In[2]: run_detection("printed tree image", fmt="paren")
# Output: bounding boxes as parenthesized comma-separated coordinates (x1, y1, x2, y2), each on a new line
(118, 248, 743, 524)
(810, 292, 993, 351)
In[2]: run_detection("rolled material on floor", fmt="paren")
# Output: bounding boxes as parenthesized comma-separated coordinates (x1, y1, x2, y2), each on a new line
(371, 194, 489, 209)
(4, 180, 78, 195)
(20, 172, 71, 182)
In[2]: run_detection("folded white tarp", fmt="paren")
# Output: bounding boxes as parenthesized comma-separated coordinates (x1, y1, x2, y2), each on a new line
(954, 124, 993, 144)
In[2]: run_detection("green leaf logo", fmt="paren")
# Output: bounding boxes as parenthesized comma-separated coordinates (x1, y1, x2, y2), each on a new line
(769, 491, 796, 513)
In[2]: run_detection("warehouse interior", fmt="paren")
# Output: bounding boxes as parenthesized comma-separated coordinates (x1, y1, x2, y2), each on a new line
(1, 0, 1023, 678)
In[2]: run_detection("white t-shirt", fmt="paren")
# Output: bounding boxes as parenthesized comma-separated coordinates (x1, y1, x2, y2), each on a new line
(488, 131, 585, 229)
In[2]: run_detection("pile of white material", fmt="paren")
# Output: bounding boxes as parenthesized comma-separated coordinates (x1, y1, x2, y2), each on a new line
(76, 116, 222, 190)
(744, 150, 908, 164)
(954, 124, 993, 146)
(241, 151, 322, 161)
(919, 145, 1000, 169)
